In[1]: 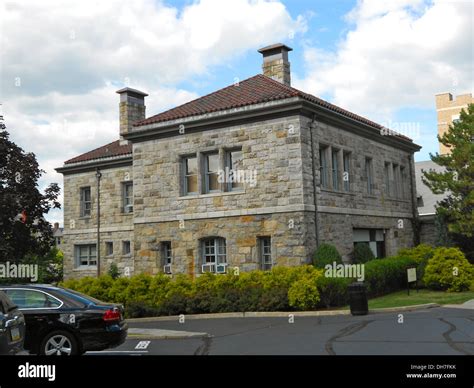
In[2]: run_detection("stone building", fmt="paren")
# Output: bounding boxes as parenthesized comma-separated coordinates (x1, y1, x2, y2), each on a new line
(435, 92, 474, 154)
(57, 44, 421, 279)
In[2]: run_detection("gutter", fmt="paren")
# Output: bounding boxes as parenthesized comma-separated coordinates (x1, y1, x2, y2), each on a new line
(56, 154, 132, 175)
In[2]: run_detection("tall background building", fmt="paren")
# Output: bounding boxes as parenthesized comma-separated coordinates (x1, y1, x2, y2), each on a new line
(435, 92, 474, 154)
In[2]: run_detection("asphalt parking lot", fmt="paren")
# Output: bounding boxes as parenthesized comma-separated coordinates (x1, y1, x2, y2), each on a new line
(87, 306, 474, 355)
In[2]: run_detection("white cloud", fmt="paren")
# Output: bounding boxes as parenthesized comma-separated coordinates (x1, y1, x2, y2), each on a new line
(294, 0, 473, 123)
(1, 0, 305, 225)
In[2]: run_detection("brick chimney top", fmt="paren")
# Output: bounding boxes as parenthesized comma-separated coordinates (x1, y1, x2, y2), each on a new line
(116, 87, 148, 143)
(258, 43, 293, 86)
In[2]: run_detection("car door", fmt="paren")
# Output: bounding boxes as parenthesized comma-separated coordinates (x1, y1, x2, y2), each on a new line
(2, 288, 62, 351)
(0, 291, 25, 355)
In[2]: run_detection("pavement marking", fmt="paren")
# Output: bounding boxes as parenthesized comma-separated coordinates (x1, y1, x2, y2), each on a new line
(135, 341, 151, 350)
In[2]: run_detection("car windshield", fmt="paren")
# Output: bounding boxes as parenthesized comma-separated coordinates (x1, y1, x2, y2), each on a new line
(58, 287, 107, 306)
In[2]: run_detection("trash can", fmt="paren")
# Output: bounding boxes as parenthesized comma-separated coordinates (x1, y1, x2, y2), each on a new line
(348, 282, 368, 316)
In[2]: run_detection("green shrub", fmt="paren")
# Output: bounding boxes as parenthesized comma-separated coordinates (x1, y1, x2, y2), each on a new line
(317, 276, 351, 308)
(288, 270, 322, 310)
(398, 244, 436, 286)
(423, 247, 474, 292)
(108, 263, 120, 280)
(352, 243, 375, 264)
(125, 302, 160, 318)
(313, 243, 342, 269)
(364, 256, 418, 297)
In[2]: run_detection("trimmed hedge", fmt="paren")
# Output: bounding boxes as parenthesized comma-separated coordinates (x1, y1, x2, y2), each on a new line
(313, 243, 342, 269)
(352, 243, 375, 264)
(62, 245, 454, 317)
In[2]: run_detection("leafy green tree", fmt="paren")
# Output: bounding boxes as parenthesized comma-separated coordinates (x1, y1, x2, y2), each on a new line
(422, 104, 474, 242)
(0, 122, 61, 262)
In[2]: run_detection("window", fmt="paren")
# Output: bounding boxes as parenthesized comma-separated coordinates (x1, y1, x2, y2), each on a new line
(353, 229, 385, 258)
(183, 156, 198, 195)
(400, 166, 407, 199)
(106, 242, 113, 256)
(75, 244, 96, 267)
(319, 145, 329, 188)
(161, 242, 172, 274)
(4, 289, 62, 309)
(365, 158, 373, 194)
(122, 182, 133, 213)
(331, 149, 339, 190)
(225, 149, 244, 191)
(122, 241, 131, 256)
(392, 164, 400, 198)
(80, 187, 91, 217)
(201, 238, 227, 273)
(259, 237, 272, 271)
(384, 162, 391, 196)
(343, 152, 351, 191)
(203, 153, 220, 193)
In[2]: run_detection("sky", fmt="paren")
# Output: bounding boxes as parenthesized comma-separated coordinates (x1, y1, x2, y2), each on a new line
(1, 0, 473, 226)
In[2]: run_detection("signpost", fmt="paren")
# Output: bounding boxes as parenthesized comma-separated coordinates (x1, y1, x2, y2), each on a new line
(407, 266, 418, 295)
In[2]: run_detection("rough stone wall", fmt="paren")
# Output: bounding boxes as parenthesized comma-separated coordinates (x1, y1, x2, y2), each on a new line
(299, 115, 417, 261)
(62, 165, 134, 279)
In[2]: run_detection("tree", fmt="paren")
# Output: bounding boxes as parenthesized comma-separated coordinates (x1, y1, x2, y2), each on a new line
(422, 104, 474, 261)
(0, 120, 61, 263)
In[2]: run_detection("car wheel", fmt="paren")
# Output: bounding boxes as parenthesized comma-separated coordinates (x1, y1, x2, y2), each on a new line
(40, 331, 78, 356)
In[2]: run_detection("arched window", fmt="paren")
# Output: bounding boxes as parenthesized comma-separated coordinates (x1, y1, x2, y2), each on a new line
(201, 237, 227, 274)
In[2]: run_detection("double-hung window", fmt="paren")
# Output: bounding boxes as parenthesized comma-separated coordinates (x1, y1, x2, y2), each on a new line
(183, 156, 198, 195)
(80, 187, 91, 217)
(203, 153, 220, 193)
(201, 238, 227, 273)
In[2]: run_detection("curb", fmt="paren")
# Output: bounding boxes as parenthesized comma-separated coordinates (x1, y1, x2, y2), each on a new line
(125, 303, 439, 323)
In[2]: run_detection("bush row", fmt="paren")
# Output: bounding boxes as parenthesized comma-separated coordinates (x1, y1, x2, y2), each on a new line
(62, 245, 474, 318)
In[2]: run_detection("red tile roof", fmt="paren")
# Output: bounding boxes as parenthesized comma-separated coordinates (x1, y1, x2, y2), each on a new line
(134, 74, 408, 141)
(64, 140, 132, 164)
(65, 74, 413, 165)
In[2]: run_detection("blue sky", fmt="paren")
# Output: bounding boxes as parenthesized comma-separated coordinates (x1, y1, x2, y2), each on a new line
(1, 0, 472, 225)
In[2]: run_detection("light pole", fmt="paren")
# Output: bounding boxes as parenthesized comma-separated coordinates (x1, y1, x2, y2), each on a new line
(96, 168, 102, 277)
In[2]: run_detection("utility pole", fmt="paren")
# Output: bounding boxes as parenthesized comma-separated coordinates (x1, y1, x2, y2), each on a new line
(96, 168, 102, 277)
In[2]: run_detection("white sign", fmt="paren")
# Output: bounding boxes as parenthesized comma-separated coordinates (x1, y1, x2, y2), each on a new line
(407, 268, 417, 283)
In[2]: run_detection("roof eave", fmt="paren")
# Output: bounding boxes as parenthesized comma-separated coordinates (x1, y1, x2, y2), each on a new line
(56, 154, 133, 175)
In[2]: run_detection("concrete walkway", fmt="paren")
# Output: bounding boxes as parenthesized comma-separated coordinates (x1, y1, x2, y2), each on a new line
(444, 299, 474, 309)
(128, 327, 208, 339)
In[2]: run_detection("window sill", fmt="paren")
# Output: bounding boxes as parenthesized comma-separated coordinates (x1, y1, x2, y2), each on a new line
(383, 197, 411, 203)
(320, 188, 356, 196)
(362, 194, 378, 199)
(78, 216, 91, 220)
(73, 266, 97, 271)
(178, 190, 245, 200)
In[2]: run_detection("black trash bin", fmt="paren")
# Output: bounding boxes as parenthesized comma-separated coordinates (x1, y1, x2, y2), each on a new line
(348, 282, 368, 316)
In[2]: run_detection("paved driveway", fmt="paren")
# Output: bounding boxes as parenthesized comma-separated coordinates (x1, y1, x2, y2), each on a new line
(87, 306, 474, 355)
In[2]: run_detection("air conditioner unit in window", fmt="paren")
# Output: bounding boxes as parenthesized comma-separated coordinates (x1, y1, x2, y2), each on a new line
(201, 263, 215, 273)
(124, 204, 133, 213)
(216, 264, 227, 274)
(163, 264, 172, 274)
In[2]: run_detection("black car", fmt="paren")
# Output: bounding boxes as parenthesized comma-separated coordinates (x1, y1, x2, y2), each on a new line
(0, 289, 25, 355)
(0, 285, 127, 355)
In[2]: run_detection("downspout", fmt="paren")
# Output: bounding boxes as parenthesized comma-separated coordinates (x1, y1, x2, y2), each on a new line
(309, 114, 320, 249)
(96, 168, 102, 277)
(407, 155, 420, 246)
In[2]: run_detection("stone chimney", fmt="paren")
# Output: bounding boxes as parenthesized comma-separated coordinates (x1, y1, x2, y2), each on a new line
(258, 43, 293, 86)
(116, 87, 148, 143)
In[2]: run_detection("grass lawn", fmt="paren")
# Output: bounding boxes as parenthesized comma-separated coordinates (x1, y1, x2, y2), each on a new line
(367, 289, 474, 309)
